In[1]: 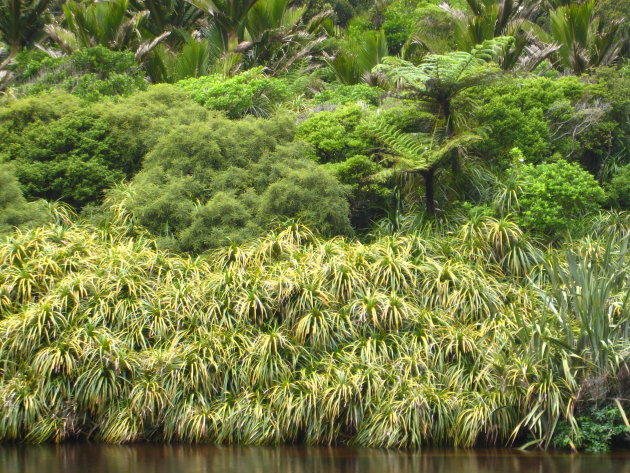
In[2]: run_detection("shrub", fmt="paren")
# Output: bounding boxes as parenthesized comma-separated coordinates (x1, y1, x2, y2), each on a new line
(176, 68, 293, 118)
(517, 160, 605, 237)
(553, 405, 629, 452)
(324, 155, 392, 229)
(0, 86, 210, 208)
(313, 84, 383, 106)
(296, 104, 372, 162)
(607, 164, 630, 209)
(8, 47, 147, 101)
(0, 165, 49, 234)
(109, 115, 352, 252)
(381, 0, 418, 54)
(472, 76, 587, 164)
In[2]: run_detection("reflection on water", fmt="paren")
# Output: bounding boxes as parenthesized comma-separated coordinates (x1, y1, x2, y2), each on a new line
(0, 445, 629, 473)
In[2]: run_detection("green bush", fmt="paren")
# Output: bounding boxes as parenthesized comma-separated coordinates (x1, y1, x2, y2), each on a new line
(176, 68, 293, 118)
(0, 165, 49, 234)
(324, 155, 392, 229)
(553, 405, 629, 452)
(8, 47, 147, 101)
(607, 164, 630, 209)
(296, 104, 372, 162)
(313, 84, 383, 106)
(110, 115, 351, 252)
(0, 95, 129, 206)
(381, 0, 418, 54)
(517, 160, 605, 237)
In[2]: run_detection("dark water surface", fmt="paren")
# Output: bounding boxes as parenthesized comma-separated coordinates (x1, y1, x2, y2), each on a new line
(1, 445, 629, 473)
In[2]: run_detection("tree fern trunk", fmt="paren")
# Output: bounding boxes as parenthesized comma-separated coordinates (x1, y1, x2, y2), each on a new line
(422, 168, 436, 215)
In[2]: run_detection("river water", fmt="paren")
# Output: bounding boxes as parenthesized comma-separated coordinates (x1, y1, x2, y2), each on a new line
(1, 445, 629, 473)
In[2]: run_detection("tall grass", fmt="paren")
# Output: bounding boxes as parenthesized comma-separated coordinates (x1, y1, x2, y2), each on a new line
(0, 212, 628, 446)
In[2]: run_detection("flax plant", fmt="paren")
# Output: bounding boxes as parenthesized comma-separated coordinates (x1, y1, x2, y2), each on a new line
(0, 213, 628, 447)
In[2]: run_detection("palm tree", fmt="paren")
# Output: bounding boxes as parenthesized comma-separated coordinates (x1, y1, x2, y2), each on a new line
(325, 29, 388, 85)
(45, 0, 169, 60)
(129, 0, 203, 44)
(241, 0, 332, 74)
(185, 0, 259, 51)
(370, 40, 508, 213)
(435, 0, 559, 71)
(0, 0, 53, 57)
(548, 0, 627, 74)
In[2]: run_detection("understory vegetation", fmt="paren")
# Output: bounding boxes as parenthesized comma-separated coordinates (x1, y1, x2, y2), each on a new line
(1, 0, 629, 451)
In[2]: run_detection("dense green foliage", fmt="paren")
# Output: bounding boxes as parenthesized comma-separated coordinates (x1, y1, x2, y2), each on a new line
(0, 0, 629, 450)
(554, 405, 630, 452)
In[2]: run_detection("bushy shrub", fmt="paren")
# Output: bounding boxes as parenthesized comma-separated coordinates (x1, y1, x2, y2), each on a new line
(110, 115, 351, 252)
(176, 68, 292, 118)
(0, 165, 49, 234)
(296, 104, 372, 162)
(0, 95, 130, 206)
(313, 84, 383, 106)
(517, 160, 605, 237)
(607, 164, 630, 209)
(324, 155, 392, 229)
(381, 0, 418, 54)
(553, 405, 629, 452)
(8, 47, 147, 100)
(582, 66, 630, 177)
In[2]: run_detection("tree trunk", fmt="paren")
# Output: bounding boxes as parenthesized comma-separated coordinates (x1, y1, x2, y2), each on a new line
(421, 168, 436, 215)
